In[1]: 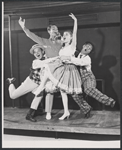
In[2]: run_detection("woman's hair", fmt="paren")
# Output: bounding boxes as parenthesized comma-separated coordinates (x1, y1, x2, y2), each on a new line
(63, 30, 73, 36)
(63, 30, 73, 46)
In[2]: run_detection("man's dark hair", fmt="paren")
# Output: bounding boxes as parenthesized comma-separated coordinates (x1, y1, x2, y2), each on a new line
(47, 25, 57, 31)
(74, 47, 80, 57)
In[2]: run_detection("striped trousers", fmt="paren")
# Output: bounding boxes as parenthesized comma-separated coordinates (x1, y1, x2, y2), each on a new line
(79, 69, 115, 106)
(71, 94, 92, 114)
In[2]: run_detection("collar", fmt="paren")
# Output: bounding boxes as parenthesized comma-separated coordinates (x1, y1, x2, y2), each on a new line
(79, 53, 84, 57)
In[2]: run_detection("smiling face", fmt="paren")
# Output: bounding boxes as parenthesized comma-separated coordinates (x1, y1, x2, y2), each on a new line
(48, 25, 59, 37)
(62, 31, 72, 44)
(33, 48, 43, 59)
(81, 43, 93, 55)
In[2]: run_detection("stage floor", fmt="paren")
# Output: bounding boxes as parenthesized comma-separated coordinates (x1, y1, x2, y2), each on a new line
(4, 107, 120, 135)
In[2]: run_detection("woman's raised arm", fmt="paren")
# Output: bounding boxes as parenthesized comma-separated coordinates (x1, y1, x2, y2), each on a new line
(69, 13, 77, 49)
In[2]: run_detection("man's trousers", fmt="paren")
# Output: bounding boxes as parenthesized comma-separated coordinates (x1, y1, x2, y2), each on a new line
(8, 76, 53, 112)
(79, 69, 115, 106)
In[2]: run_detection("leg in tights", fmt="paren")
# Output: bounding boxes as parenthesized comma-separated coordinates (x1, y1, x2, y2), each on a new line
(45, 93, 54, 120)
(59, 91, 70, 120)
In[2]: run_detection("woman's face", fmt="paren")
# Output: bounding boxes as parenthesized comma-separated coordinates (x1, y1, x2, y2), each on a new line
(62, 31, 72, 43)
(33, 48, 43, 59)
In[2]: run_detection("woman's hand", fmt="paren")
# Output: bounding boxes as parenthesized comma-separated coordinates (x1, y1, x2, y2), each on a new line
(18, 17, 25, 29)
(69, 13, 77, 21)
(69, 13, 77, 49)
(60, 56, 71, 61)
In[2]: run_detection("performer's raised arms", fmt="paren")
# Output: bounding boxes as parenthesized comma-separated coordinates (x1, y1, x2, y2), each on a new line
(69, 13, 77, 49)
(18, 17, 25, 29)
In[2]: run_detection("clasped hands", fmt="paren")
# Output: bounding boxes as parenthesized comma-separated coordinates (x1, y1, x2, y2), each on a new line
(32, 56, 71, 69)
(59, 55, 71, 62)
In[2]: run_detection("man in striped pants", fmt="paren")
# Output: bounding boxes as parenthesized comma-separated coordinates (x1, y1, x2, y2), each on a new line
(60, 42, 116, 115)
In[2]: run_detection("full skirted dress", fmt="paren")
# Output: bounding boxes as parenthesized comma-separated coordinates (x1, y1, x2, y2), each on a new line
(44, 45, 82, 94)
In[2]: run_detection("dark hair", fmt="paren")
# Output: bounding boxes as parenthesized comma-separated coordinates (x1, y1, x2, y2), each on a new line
(63, 30, 73, 36)
(74, 47, 80, 57)
(47, 25, 58, 31)
(83, 41, 95, 54)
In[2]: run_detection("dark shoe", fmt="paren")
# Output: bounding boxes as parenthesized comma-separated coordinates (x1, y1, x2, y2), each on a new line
(26, 114, 37, 122)
(84, 107, 93, 119)
(6, 77, 16, 84)
(34, 109, 45, 117)
(26, 108, 37, 122)
(111, 101, 116, 108)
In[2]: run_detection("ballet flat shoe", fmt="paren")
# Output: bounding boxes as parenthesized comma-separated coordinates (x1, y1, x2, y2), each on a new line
(46, 114, 51, 120)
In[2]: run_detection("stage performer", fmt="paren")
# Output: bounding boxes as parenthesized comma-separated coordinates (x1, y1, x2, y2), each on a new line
(18, 14, 92, 120)
(7, 44, 58, 122)
(18, 17, 62, 120)
(60, 42, 116, 108)
(33, 13, 92, 120)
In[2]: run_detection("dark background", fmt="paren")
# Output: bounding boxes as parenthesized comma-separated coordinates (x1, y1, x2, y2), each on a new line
(4, 1, 120, 111)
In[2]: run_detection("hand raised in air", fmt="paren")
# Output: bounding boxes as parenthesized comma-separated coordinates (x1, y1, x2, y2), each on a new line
(18, 17, 25, 29)
(69, 13, 77, 21)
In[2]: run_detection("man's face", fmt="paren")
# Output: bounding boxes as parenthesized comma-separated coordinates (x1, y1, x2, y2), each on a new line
(48, 25, 59, 36)
(33, 48, 43, 59)
(81, 44, 92, 55)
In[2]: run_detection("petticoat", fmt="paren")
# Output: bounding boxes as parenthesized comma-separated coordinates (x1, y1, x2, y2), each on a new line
(45, 58, 82, 94)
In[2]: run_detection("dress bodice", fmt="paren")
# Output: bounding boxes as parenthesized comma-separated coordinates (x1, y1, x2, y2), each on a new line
(59, 45, 76, 56)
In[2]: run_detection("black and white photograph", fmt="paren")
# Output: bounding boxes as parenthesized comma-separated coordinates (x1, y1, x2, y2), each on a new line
(2, 1, 120, 148)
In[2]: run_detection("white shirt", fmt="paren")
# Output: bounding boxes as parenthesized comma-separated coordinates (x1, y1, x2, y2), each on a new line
(70, 53, 91, 71)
